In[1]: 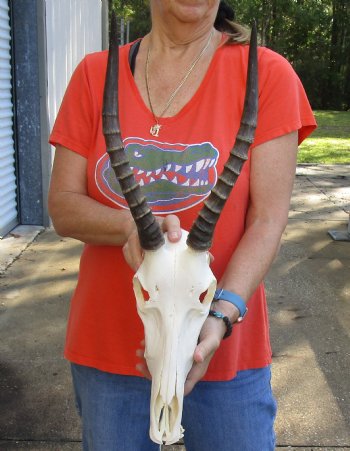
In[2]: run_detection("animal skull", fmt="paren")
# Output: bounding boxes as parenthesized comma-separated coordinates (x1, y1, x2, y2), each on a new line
(102, 13, 257, 446)
(133, 230, 216, 445)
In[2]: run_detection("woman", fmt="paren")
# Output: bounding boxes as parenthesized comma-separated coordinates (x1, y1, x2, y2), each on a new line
(48, 1, 316, 450)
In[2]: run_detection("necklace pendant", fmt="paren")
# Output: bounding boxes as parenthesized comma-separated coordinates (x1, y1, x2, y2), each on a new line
(150, 123, 162, 137)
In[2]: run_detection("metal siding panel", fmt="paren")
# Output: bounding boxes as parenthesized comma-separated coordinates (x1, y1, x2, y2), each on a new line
(46, 0, 102, 133)
(0, 0, 17, 237)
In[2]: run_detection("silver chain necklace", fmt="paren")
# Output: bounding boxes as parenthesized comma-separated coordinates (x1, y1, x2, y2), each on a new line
(145, 30, 214, 137)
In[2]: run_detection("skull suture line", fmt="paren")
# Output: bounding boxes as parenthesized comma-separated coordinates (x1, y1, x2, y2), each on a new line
(102, 13, 258, 446)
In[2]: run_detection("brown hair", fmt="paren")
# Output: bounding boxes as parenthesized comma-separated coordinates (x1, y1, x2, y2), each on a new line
(214, 1, 250, 44)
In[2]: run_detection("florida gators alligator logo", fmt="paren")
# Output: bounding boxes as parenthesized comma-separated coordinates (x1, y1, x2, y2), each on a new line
(95, 137, 219, 214)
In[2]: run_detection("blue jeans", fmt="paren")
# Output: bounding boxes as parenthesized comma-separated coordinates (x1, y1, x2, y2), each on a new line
(71, 364, 277, 451)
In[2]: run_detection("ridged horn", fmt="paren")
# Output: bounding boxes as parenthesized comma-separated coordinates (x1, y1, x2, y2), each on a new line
(187, 22, 258, 251)
(102, 13, 164, 251)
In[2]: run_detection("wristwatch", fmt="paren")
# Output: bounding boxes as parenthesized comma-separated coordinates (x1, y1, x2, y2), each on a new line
(213, 288, 248, 323)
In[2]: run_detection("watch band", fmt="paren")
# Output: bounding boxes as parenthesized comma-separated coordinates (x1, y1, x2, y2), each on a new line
(213, 288, 248, 323)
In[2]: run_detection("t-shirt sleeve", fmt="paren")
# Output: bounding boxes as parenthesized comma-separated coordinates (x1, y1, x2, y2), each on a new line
(252, 48, 317, 148)
(49, 57, 95, 158)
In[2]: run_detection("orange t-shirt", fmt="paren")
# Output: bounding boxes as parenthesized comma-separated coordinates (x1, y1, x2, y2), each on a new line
(50, 40, 316, 380)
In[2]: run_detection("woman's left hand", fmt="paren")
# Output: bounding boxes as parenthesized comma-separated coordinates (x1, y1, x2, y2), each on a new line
(183, 315, 223, 395)
(183, 297, 240, 394)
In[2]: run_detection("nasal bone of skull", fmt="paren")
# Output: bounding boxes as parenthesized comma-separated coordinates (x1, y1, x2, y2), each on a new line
(151, 334, 185, 444)
(160, 329, 178, 401)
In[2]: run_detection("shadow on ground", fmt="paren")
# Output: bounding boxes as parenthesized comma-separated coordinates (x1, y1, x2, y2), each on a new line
(0, 166, 349, 450)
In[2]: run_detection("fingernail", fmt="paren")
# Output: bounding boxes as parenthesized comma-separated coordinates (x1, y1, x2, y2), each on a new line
(169, 231, 180, 240)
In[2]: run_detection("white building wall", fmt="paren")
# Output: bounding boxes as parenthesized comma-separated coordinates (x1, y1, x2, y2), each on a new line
(0, 0, 17, 237)
(45, 0, 102, 133)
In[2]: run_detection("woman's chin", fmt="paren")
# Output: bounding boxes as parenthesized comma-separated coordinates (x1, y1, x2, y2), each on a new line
(161, 0, 218, 25)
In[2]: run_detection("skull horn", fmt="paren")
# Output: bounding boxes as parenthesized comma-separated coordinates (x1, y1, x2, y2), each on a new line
(186, 22, 258, 251)
(102, 13, 165, 250)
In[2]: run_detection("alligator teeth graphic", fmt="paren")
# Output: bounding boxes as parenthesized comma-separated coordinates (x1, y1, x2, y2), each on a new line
(196, 160, 205, 171)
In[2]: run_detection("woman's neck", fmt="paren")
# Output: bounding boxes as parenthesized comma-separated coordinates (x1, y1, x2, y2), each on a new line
(145, 23, 220, 65)
(148, 1, 219, 54)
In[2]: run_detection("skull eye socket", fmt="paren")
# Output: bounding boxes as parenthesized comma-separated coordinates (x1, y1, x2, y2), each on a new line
(200, 281, 216, 305)
(133, 277, 151, 305)
(199, 290, 208, 303)
(141, 286, 150, 302)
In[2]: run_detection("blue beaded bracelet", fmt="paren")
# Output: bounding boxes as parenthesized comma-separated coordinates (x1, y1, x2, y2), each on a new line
(213, 288, 248, 323)
(209, 310, 233, 339)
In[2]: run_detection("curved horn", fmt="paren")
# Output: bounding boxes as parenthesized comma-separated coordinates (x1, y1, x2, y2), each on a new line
(187, 22, 258, 251)
(102, 13, 164, 250)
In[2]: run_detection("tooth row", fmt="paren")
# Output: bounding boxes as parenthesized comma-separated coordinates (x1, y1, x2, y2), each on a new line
(135, 158, 215, 177)
(139, 177, 209, 187)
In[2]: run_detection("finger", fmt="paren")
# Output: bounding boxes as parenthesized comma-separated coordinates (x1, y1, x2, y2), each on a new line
(136, 343, 146, 360)
(135, 348, 144, 358)
(136, 362, 152, 380)
(184, 361, 208, 395)
(135, 346, 151, 380)
(184, 335, 219, 396)
(123, 230, 144, 271)
(194, 331, 220, 364)
(123, 244, 142, 272)
(128, 232, 144, 269)
(162, 214, 181, 242)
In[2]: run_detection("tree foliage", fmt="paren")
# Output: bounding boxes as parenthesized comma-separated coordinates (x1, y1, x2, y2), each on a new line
(109, 0, 350, 110)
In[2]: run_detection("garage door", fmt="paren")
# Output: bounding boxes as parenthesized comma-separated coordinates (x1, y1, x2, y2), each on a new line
(0, 0, 17, 237)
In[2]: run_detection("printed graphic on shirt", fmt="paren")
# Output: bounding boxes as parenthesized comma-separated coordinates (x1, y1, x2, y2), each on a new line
(95, 137, 219, 214)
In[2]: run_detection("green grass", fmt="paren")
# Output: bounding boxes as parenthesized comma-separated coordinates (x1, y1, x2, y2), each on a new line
(298, 110, 350, 164)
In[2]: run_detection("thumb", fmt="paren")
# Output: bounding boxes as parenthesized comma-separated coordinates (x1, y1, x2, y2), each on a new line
(162, 214, 181, 242)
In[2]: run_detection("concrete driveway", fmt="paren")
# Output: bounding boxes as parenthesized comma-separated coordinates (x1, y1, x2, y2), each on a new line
(0, 165, 349, 450)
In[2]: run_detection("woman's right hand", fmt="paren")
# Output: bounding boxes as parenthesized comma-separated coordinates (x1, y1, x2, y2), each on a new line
(122, 214, 182, 272)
